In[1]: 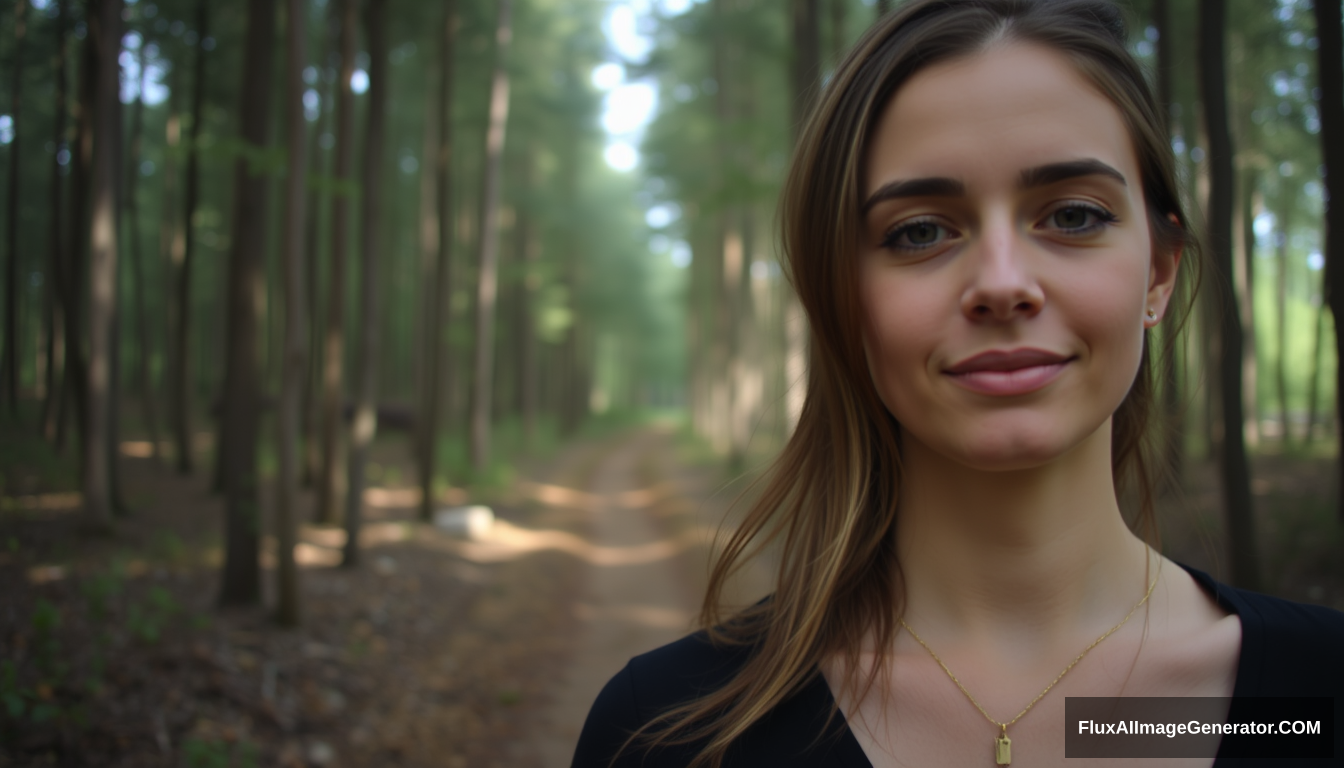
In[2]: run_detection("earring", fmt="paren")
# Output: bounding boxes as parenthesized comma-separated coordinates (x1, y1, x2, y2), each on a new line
(1146, 308, 1157, 320)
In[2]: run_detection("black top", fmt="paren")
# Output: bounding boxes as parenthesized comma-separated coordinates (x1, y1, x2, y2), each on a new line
(572, 564, 1344, 767)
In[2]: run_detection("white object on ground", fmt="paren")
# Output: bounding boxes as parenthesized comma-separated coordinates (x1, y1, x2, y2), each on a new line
(434, 505, 495, 540)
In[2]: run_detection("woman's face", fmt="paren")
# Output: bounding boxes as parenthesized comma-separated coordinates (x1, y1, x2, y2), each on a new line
(858, 42, 1178, 472)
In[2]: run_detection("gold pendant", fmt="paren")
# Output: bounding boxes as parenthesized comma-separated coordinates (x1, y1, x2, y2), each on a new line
(995, 733, 1011, 765)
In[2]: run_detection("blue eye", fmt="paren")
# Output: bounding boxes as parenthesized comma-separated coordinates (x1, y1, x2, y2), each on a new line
(1045, 203, 1117, 234)
(882, 218, 949, 251)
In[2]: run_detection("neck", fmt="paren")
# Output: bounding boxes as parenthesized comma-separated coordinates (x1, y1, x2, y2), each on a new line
(894, 419, 1151, 644)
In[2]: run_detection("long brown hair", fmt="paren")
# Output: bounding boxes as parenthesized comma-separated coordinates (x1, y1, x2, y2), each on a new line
(634, 1, 1201, 764)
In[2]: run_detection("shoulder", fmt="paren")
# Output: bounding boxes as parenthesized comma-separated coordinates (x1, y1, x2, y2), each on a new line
(571, 630, 868, 768)
(1180, 563, 1344, 695)
(571, 631, 754, 768)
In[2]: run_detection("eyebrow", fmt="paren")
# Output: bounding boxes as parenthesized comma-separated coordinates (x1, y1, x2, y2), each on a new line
(861, 158, 1128, 214)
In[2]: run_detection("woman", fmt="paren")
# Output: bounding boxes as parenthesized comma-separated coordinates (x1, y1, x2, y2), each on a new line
(573, 1, 1344, 766)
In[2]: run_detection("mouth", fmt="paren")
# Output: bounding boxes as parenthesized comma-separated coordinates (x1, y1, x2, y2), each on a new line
(943, 348, 1074, 396)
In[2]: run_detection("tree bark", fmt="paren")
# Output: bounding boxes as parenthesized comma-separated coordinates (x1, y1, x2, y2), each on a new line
(417, 0, 458, 523)
(1152, 0, 1184, 490)
(217, 0, 276, 607)
(158, 59, 181, 454)
(1306, 284, 1327, 443)
(84, 0, 122, 529)
(1312, 0, 1344, 522)
(1274, 184, 1294, 445)
(470, 0, 514, 474)
(518, 152, 539, 450)
(1199, 0, 1260, 589)
(61, 0, 97, 459)
(784, 0, 819, 437)
(3, 0, 27, 419)
(275, 0, 309, 626)
(126, 38, 161, 463)
(171, 0, 209, 475)
(42, 0, 68, 442)
(317, 0, 357, 526)
(344, 0, 389, 568)
(301, 5, 337, 490)
(1237, 170, 1259, 448)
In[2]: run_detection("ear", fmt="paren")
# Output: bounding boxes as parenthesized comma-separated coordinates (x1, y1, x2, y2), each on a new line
(1143, 214, 1182, 329)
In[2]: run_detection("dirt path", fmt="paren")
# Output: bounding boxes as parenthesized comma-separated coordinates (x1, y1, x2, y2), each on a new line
(515, 427, 699, 767)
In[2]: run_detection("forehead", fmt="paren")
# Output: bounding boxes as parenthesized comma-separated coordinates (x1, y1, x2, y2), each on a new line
(866, 42, 1139, 193)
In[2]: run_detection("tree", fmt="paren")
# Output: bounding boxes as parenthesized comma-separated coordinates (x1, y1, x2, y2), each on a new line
(275, 0, 310, 627)
(125, 33, 161, 463)
(41, 0, 69, 442)
(83, 0, 123, 529)
(418, 0, 459, 523)
(470, 0, 515, 474)
(1313, 0, 1344, 522)
(344, 0, 389, 567)
(317, 0, 357, 526)
(2, 0, 26, 419)
(218, 0, 276, 607)
(170, 0, 209, 475)
(1199, 0, 1261, 589)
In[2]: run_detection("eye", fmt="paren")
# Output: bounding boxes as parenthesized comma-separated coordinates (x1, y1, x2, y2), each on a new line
(881, 218, 955, 252)
(1041, 202, 1118, 235)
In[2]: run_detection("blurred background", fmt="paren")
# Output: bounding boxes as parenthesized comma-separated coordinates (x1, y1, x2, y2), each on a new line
(0, 0, 1341, 765)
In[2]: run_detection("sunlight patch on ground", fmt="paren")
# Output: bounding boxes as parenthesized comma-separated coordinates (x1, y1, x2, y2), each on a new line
(4, 492, 82, 512)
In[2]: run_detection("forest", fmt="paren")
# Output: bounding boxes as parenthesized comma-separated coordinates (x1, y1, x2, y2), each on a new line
(0, 0, 1341, 764)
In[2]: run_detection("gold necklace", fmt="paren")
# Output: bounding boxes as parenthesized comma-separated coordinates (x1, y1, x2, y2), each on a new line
(899, 551, 1161, 766)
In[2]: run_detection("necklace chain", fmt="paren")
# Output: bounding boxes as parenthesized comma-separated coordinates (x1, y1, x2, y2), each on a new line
(899, 548, 1161, 749)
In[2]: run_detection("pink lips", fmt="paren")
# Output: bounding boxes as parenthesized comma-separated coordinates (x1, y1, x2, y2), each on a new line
(944, 348, 1073, 396)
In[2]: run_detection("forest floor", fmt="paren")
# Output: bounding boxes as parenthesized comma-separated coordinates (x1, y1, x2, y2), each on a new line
(1, 419, 1342, 767)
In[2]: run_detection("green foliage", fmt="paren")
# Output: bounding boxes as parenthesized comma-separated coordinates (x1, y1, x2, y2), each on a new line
(30, 600, 63, 681)
(126, 587, 181, 644)
(183, 737, 259, 768)
(80, 572, 124, 622)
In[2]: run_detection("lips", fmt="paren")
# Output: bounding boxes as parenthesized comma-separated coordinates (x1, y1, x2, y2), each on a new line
(944, 348, 1073, 396)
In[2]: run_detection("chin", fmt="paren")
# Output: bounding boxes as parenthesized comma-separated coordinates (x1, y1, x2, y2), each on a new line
(930, 419, 1100, 473)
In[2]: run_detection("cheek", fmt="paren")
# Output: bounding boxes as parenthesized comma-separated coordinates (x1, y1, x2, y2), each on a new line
(858, 266, 946, 407)
(1060, 258, 1149, 379)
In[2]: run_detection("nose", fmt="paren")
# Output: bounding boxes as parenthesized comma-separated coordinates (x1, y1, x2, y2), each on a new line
(960, 220, 1044, 322)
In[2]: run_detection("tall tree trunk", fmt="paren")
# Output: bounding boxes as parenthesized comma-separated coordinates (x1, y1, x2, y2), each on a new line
(418, 0, 458, 521)
(158, 62, 181, 455)
(344, 0, 388, 568)
(275, 0, 309, 627)
(171, 0, 208, 475)
(470, 0, 513, 474)
(1237, 170, 1260, 448)
(1199, 0, 1260, 589)
(317, 0, 356, 526)
(1274, 184, 1294, 445)
(42, 0, 69, 442)
(126, 39, 161, 463)
(3, 0, 26, 418)
(784, 0, 819, 438)
(1152, 0, 1184, 489)
(218, 0, 275, 607)
(1306, 284, 1327, 443)
(1312, 0, 1344, 522)
(302, 5, 337, 489)
(62, 0, 97, 458)
(518, 152, 538, 450)
(84, 0, 122, 529)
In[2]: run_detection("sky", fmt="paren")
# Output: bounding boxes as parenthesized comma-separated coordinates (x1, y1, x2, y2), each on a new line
(595, 0, 702, 172)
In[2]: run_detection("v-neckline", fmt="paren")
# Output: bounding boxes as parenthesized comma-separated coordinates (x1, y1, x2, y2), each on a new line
(809, 562, 1248, 767)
